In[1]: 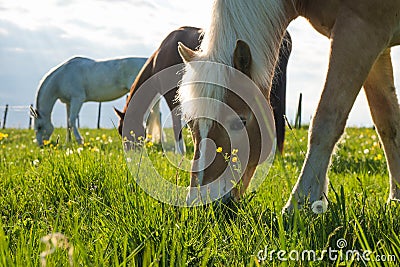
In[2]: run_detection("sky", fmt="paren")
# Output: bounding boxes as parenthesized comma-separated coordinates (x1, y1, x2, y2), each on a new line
(1, 0, 400, 129)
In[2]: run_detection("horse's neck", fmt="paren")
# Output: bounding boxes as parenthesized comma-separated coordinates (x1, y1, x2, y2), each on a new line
(201, 0, 292, 90)
(37, 86, 58, 121)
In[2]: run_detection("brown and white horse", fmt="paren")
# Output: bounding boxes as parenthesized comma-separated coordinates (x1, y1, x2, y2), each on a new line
(115, 26, 291, 154)
(178, 0, 400, 210)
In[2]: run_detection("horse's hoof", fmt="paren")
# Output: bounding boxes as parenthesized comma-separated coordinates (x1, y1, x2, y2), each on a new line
(387, 197, 400, 205)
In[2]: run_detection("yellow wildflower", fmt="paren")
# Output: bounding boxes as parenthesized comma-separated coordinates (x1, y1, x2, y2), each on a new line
(146, 141, 154, 148)
(231, 156, 238, 163)
(0, 132, 8, 140)
(43, 140, 51, 146)
(231, 149, 238, 155)
(216, 147, 223, 153)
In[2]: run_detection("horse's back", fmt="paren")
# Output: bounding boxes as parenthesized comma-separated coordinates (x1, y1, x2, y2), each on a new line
(154, 26, 203, 72)
(49, 56, 144, 102)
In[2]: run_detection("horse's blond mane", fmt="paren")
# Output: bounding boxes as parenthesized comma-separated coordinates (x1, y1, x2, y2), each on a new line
(178, 0, 286, 123)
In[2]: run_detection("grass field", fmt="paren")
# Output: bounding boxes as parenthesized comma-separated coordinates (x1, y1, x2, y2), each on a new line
(0, 127, 399, 266)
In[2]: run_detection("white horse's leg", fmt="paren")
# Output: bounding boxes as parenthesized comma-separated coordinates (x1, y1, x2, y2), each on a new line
(146, 100, 162, 143)
(283, 11, 388, 212)
(363, 49, 400, 203)
(69, 98, 84, 144)
(66, 103, 72, 143)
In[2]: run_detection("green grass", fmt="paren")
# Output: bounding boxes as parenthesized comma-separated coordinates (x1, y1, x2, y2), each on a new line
(0, 127, 399, 266)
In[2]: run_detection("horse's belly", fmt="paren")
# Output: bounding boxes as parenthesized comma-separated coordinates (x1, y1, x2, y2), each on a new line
(85, 87, 129, 102)
(391, 23, 400, 46)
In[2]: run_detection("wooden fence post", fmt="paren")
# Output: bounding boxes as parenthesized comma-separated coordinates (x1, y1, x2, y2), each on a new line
(97, 102, 102, 129)
(295, 93, 302, 129)
(2, 104, 8, 129)
(28, 104, 33, 129)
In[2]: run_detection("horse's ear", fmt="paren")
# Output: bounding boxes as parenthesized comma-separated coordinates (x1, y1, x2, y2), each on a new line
(178, 42, 196, 63)
(114, 107, 125, 119)
(30, 106, 40, 119)
(233, 40, 252, 77)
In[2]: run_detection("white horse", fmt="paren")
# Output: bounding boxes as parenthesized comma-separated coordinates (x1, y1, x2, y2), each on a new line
(31, 56, 147, 145)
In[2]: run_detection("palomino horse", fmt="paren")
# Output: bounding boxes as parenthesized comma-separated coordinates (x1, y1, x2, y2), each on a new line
(31, 56, 146, 146)
(115, 26, 291, 154)
(178, 0, 400, 210)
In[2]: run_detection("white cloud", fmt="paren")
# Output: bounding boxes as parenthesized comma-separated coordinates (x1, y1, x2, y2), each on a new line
(1, 1, 400, 128)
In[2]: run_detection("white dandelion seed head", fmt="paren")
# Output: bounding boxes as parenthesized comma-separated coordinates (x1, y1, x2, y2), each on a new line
(311, 200, 327, 214)
(66, 148, 73, 156)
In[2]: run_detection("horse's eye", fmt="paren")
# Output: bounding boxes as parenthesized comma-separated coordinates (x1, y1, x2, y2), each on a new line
(230, 117, 246, 131)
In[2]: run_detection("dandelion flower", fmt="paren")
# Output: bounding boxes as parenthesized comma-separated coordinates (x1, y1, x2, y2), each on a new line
(146, 134, 152, 140)
(231, 156, 238, 163)
(311, 200, 327, 214)
(374, 154, 383, 161)
(216, 147, 223, 153)
(0, 132, 8, 140)
(146, 141, 154, 148)
(43, 140, 51, 146)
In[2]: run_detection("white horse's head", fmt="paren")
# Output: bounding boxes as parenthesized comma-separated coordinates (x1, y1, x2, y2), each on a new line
(30, 106, 54, 146)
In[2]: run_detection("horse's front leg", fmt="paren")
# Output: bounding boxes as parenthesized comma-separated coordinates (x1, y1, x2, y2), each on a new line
(283, 10, 388, 212)
(69, 98, 84, 144)
(66, 103, 72, 143)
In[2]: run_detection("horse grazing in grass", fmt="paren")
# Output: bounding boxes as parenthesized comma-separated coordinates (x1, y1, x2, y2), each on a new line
(178, 0, 400, 209)
(31, 56, 147, 146)
(115, 26, 291, 154)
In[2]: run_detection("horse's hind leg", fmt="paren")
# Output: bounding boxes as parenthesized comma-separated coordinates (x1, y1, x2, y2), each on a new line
(363, 49, 400, 202)
(165, 88, 185, 154)
(146, 99, 162, 143)
(69, 97, 84, 144)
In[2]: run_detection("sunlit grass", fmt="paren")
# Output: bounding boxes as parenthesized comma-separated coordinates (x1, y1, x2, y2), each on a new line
(0, 127, 398, 266)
